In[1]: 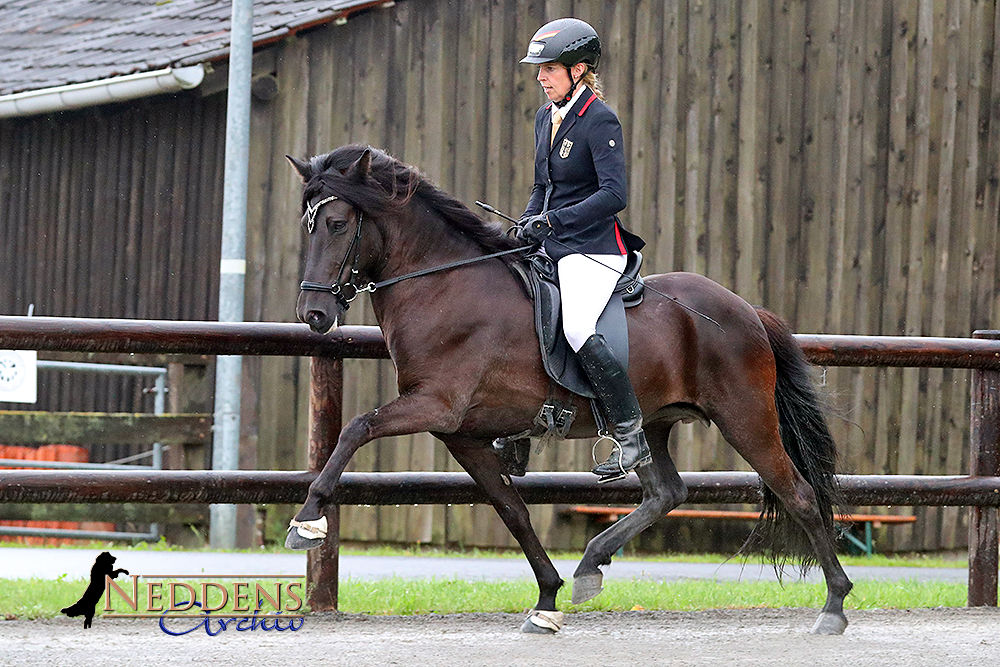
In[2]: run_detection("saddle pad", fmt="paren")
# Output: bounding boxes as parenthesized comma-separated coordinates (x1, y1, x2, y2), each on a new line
(530, 254, 629, 399)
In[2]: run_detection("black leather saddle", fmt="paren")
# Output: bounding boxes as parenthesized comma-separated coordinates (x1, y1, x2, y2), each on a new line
(512, 250, 644, 399)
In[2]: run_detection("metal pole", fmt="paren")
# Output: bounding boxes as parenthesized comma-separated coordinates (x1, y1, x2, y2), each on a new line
(151, 371, 166, 541)
(210, 0, 254, 549)
(970, 331, 1000, 606)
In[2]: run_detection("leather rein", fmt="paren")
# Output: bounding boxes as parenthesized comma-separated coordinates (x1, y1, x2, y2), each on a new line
(298, 195, 529, 311)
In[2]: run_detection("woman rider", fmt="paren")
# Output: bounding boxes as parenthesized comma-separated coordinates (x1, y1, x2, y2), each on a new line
(516, 18, 650, 482)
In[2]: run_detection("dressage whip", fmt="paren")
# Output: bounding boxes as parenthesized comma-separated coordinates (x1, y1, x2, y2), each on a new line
(475, 201, 725, 332)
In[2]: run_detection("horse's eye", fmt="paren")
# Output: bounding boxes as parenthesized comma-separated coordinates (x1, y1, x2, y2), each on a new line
(327, 218, 349, 233)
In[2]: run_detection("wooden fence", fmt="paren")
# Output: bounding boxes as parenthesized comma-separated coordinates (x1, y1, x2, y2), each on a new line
(0, 316, 997, 608)
(4, 0, 1000, 551)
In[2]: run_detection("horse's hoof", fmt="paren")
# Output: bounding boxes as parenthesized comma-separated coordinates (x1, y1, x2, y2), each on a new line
(284, 528, 324, 551)
(571, 572, 604, 605)
(810, 611, 848, 635)
(520, 609, 563, 634)
(284, 516, 328, 550)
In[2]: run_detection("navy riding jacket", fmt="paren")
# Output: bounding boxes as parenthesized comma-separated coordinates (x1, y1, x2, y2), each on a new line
(523, 86, 644, 260)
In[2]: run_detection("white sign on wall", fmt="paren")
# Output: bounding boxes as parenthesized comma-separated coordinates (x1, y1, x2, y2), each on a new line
(0, 350, 37, 404)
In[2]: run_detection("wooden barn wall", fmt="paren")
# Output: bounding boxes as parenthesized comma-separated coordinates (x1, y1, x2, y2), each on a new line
(242, 0, 1000, 553)
(3, 0, 1000, 553)
(0, 94, 229, 465)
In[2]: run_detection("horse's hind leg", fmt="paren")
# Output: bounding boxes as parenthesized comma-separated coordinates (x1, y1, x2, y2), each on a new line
(444, 437, 565, 634)
(713, 404, 853, 635)
(572, 422, 687, 604)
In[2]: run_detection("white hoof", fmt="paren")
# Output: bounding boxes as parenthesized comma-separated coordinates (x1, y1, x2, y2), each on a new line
(521, 609, 564, 634)
(289, 516, 328, 540)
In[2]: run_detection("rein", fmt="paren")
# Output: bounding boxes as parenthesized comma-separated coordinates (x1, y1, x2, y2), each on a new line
(298, 197, 529, 309)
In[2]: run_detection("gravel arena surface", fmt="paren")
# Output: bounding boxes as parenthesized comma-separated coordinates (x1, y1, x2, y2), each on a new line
(2, 608, 999, 666)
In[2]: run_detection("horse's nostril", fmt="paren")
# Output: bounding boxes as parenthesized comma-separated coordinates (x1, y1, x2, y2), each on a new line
(306, 310, 325, 325)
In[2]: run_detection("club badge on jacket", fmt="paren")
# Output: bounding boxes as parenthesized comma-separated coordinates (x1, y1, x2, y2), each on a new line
(559, 138, 573, 159)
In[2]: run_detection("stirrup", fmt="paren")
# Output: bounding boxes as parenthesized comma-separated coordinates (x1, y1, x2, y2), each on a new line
(591, 432, 620, 467)
(591, 431, 651, 483)
(591, 432, 629, 483)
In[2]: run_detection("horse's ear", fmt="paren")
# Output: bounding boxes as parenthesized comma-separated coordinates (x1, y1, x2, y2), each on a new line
(347, 148, 372, 182)
(286, 155, 312, 182)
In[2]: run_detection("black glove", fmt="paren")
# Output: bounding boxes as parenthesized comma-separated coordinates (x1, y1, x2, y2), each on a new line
(515, 214, 552, 245)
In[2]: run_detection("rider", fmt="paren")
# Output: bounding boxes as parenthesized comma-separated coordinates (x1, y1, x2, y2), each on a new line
(516, 18, 650, 482)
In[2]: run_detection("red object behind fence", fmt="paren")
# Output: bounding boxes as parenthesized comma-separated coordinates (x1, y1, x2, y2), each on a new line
(0, 445, 114, 545)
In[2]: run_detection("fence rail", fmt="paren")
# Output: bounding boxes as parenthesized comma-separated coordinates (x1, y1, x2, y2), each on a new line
(2, 470, 1000, 507)
(0, 316, 998, 609)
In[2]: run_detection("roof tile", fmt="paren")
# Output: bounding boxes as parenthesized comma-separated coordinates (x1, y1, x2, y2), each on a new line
(1, 0, 400, 95)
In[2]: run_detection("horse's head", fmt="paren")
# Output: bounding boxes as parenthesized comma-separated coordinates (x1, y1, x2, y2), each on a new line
(289, 147, 380, 333)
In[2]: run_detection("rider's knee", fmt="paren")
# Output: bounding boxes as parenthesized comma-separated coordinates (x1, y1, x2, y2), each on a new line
(563, 325, 596, 352)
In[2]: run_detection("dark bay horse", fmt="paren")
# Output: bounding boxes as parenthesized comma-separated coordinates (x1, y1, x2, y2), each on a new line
(284, 145, 853, 635)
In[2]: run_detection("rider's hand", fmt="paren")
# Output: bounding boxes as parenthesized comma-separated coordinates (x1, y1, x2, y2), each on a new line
(515, 214, 552, 245)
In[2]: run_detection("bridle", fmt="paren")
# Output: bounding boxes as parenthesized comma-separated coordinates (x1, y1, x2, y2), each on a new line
(299, 194, 372, 311)
(298, 193, 528, 312)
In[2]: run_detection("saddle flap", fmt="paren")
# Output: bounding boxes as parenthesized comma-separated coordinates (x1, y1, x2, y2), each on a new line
(524, 251, 632, 399)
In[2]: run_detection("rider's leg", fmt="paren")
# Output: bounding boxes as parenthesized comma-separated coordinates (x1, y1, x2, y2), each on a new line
(557, 253, 650, 482)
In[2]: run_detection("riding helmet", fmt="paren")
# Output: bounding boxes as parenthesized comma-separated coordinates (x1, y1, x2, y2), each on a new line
(520, 18, 601, 69)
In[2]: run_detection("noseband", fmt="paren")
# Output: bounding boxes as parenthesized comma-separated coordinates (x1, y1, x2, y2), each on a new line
(299, 195, 373, 311)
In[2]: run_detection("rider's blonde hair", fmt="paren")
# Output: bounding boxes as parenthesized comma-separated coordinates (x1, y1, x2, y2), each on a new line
(582, 70, 605, 101)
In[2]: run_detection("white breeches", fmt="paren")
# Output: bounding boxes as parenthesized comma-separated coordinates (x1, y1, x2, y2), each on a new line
(557, 252, 628, 352)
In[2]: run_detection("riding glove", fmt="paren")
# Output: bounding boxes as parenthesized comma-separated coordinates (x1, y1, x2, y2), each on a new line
(516, 214, 552, 245)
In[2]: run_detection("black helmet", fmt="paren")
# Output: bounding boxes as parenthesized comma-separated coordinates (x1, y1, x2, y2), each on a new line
(520, 18, 601, 69)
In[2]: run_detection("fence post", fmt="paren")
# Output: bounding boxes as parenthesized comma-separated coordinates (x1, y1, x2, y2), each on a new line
(969, 331, 1000, 607)
(306, 355, 343, 611)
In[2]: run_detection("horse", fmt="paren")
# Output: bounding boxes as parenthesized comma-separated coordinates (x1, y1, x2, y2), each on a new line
(283, 144, 853, 635)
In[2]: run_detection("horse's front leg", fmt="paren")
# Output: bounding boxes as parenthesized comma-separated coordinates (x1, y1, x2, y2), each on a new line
(445, 438, 565, 634)
(286, 392, 458, 550)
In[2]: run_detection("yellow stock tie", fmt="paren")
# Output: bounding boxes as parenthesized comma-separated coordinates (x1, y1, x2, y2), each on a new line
(550, 113, 562, 147)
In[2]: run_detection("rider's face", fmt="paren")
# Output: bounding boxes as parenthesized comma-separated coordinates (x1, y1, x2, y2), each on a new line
(537, 63, 585, 102)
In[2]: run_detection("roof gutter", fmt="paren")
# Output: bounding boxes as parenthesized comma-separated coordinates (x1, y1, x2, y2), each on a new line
(0, 65, 205, 119)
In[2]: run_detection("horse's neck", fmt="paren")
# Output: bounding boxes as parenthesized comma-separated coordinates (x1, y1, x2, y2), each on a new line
(377, 204, 486, 282)
(369, 205, 513, 343)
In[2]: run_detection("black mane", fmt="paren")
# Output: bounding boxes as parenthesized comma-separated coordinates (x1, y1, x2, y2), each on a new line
(301, 144, 519, 255)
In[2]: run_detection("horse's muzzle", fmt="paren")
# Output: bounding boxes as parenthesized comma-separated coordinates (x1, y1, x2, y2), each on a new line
(303, 310, 337, 334)
(297, 292, 341, 334)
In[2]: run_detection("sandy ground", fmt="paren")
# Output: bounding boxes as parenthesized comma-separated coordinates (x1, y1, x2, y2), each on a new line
(2, 607, 999, 667)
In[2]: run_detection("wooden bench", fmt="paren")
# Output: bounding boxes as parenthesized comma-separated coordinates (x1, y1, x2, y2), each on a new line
(560, 506, 917, 556)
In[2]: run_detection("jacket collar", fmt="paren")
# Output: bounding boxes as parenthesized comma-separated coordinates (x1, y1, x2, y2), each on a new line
(548, 86, 593, 155)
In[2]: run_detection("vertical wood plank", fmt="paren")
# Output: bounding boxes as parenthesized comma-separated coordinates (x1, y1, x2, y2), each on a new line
(737, 0, 760, 304)
(306, 356, 343, 611)
(685, 0, 709, 278)
(653, 0, 681, 275)
(969, 330, 1000, 607)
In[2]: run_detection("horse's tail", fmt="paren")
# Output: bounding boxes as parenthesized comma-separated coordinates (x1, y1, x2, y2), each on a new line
(744, 307, 840, 569)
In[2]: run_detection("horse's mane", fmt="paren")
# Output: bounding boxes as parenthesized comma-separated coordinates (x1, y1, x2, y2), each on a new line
(302, 144, 519, 255)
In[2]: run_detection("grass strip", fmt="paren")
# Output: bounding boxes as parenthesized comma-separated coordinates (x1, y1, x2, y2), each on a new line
(0, 540, 969, 570)
(1, 576, 967, 621)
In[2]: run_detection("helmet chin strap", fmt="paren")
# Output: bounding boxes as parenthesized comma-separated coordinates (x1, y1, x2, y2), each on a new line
(554, 66, 584, 108)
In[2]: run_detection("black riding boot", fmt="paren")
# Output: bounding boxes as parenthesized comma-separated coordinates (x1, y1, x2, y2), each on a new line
(577, 333, 652, 482)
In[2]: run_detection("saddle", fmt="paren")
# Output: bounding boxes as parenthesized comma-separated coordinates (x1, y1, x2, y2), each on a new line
(494, 251, 644, 475)
(511, 250, 645, 400)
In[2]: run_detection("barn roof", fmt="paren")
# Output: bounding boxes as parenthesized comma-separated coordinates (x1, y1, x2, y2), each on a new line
(0, 0, 397, 96)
